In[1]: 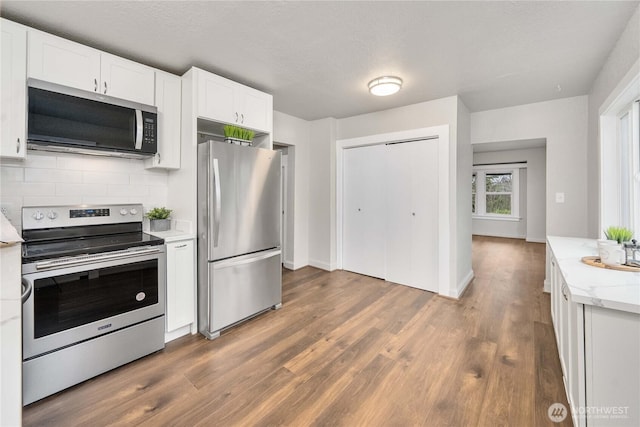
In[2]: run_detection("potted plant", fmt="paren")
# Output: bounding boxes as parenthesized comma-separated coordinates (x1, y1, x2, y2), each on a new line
(146, 207, 172, 232)
(603, 226, 633, 244)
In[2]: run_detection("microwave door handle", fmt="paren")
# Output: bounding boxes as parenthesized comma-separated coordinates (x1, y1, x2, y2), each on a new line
(135, 110, 143, 150)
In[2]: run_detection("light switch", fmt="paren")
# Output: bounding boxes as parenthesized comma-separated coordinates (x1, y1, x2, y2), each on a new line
(555, 192, 565, 203)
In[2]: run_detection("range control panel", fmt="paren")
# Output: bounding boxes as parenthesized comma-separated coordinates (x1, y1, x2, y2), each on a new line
(22, 204, 144, 230)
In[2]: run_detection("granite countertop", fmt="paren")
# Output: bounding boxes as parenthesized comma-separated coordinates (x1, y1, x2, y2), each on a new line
(547, 236, 640, 314)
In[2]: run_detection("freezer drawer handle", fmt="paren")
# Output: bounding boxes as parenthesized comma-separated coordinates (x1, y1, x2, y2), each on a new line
(213, 249, 281, 270)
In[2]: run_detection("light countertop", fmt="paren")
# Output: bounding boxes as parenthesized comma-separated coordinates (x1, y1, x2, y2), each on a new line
(547, 236, 640, 314)
(147, 229, 196, 243)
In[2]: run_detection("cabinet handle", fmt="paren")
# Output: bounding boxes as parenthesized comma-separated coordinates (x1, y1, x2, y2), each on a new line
(157, 152, 161, 164)
(16, 138, 20, 153)
(94, 78, 98, 92)
(240, 113, 244, 124)
(175, 243, 187, 249)
(235, 112, 239, 123)
(104, 81, 108, 94)
(561, 284, 568, 301)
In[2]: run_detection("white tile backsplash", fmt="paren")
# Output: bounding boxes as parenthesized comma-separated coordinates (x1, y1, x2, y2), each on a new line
(25, 168, 82, 183)
(82, 171, 130, 185)
(0, 150, 169, 231)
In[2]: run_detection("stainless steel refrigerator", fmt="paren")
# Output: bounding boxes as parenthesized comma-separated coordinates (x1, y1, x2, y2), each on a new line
(197, 140, 282, 339)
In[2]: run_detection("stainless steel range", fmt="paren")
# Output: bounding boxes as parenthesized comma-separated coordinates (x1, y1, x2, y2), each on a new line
(21, 204, 166, 405)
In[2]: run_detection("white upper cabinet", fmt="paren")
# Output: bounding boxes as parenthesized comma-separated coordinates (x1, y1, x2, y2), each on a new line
(1, 19, 27, 159)
(99, 53, 155, 105)
(195, 68, 272, 134)
(28, 30, 155, 105)
(146, 70, 181, 170)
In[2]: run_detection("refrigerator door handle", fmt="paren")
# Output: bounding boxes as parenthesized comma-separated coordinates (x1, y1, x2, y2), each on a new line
(213, 158, 221, 247)
(213, 249, 281, 270)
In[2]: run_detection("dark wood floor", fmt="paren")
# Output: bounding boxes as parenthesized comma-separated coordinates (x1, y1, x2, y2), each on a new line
(23, 236, 571, 426)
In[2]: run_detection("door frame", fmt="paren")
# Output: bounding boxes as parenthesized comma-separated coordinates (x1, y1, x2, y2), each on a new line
(336, 125, 452, 296)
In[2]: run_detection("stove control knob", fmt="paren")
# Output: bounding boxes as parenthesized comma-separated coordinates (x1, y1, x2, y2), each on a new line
(129, 208, 138, 215)
(120, 208, 128, 216)
(47, 211, 58, 220)
(32, 211, 44, 221)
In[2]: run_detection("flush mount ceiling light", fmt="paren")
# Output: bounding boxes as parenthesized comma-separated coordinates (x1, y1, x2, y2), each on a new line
(368, 76, 403, 96)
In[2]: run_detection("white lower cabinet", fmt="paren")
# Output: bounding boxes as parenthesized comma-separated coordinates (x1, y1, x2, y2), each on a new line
(165, 238, 195, 334)
(549, 250, 639, 426)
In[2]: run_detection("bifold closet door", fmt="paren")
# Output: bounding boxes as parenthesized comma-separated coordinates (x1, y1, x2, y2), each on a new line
(385, 140, 439, 292)
(342, 144, 386, 278)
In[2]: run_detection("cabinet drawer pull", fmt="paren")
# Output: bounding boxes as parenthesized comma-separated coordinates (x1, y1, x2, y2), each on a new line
(175, 243, 187, 249)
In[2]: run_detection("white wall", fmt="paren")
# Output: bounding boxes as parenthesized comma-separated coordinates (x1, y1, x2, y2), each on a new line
(473, 146, 546, 242)
(308, 118, 338, 270)
(273, 110, 311, 270)
(0, 151, 168, 231)
(587, 5, 640, 237)
(456, 98, 473, 294)
(471, 96, 589, 238)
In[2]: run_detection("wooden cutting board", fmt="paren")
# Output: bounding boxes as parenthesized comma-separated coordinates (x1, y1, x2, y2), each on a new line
(581, 256, 640, 272)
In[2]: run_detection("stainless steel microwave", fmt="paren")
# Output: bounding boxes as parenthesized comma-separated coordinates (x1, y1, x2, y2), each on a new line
(27, 78, 157, 159)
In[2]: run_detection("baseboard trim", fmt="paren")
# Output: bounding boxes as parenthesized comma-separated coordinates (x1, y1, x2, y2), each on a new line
(440, 270, 474, 300)
(309, 259, 337, 272)
(526, 237, 547, 243)
(543, 279, 551, 293)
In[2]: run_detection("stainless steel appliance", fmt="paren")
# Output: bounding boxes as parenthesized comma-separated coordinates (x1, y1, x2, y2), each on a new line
(27, 78, 157, 158)
(197, 140, 282, 339)
(21, 204, 165, 405)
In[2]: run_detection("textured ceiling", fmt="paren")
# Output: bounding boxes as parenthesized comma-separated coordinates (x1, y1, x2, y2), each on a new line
(1, 1, 638, 120)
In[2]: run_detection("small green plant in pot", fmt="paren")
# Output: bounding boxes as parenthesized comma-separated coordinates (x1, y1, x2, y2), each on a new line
(603, 226, 633, 244)
(146, 207, 172, 232)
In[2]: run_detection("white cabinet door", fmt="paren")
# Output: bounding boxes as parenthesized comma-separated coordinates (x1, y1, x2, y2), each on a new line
(386, 140, 439, 292)
(1, 19, 27, 159)
(586, 306, 640, 426)
(197, 71, 235, 124)
(28, 30, 100, 92)
(166, 239, 195, 332)
(342, 144, 386, 279)
(100, 53, 155, 105)
(28, 30, 155, 105)
(146, 70, 181, 169)
(196, 68, 272, 134)
(237, 86, 272, 132)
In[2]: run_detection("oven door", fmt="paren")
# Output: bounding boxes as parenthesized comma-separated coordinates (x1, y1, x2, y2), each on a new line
(22, 249, 165, 360)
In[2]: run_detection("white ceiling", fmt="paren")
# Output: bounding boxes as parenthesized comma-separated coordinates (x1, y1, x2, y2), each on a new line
(1, 1, 638, 121)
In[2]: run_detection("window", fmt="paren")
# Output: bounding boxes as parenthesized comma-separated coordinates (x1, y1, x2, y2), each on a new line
(472, 165, 521, 219)
(485, 172, 513, 215)
(472, 172, 477, 214)
(617, 100, 640, 231)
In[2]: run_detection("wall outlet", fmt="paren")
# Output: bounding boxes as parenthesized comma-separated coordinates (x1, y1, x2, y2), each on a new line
(555, 192, 565, 203)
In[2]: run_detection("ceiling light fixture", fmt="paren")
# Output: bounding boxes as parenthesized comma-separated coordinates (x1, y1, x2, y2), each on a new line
(368, 76, 403, 96)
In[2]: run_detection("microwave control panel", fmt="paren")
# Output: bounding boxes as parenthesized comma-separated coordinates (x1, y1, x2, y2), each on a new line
(143, 116, 156, 145)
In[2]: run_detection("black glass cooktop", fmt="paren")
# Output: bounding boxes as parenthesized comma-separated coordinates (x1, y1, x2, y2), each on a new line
(22, 223, 164, 263)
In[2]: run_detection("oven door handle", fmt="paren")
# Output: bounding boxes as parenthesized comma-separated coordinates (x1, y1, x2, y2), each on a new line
(21, 278, 32, 304)
(34, 246, 161, 270)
